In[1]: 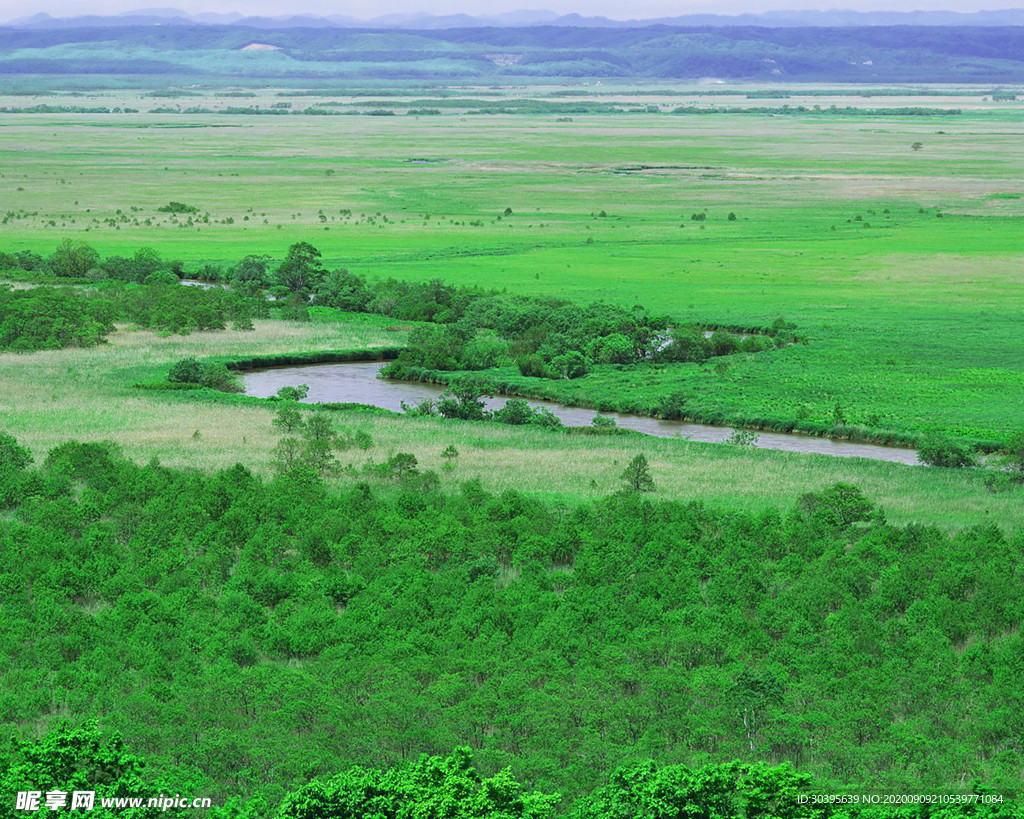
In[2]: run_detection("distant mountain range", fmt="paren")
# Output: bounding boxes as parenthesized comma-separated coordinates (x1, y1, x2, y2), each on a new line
(2, 12, 1024, 83)
(7, 7, 1024, 29)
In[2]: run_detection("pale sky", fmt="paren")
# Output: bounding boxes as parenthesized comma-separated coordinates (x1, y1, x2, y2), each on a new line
(2, 0, 1010, 20)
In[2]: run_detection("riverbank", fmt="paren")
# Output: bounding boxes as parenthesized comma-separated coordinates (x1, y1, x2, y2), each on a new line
(0, 316, 1016, 530)
(242, 360, 922, 465)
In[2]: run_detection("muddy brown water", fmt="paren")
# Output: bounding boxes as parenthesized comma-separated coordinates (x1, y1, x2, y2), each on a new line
(242, 361, 921, 465)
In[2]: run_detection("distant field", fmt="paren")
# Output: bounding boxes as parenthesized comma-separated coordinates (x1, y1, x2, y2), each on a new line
(2, 91, 1023, 448)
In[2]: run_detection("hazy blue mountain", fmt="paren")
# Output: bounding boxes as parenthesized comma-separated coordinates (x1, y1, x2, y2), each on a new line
(0, 19, 1022, 82)
(6, 7, 1024, 29)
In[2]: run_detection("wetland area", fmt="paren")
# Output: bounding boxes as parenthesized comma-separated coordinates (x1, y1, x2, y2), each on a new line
(2, 56, 1024, 817)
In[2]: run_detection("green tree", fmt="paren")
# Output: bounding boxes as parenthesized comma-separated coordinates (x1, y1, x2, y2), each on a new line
(492, 398, 535, 426)
(167, 358, 241, 393)
(314, 268, 370, 311)
(271, 437, 305, 475)
(620, 454, 654, 492)
(0, 432, 32, 472)
(437, 380, 490, 421)
(0, 721, 199, 819)
(276, 242, 325, 293)
(301, 411, 339, 477)
(130, 247, 164, 282)
(273, 404, 305, 435)
(276, 385, 310, 402)
(48, 238, 99, 278)
(232, 254, 272, 288)
(388, 452, 419, 480)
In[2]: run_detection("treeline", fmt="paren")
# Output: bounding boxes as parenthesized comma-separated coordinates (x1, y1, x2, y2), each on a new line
(670, 105, 964, 116)
(0, 281, 261, 350)
(2, 241, 178, 281)
(2, 239, 792, 368)
(381, 304, 785, 382)
(231, 242, 791, 380)
(0, 104, 139, 113)
(0, 239, 273, 349)
(0, 241, 273, 347)
(0, 433, 1021, 810)
(0, 286, 115, 351)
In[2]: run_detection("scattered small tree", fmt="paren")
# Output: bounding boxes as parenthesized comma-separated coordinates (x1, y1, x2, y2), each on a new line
(301, 411, 339, 477)
(271, 437, 305, 475)
(273, 403, 304, 435)
(401, 399, 437, 417)
(275, 384, 309, 402)
(621, 454, 654, 492)
(379, 452, 419, 481)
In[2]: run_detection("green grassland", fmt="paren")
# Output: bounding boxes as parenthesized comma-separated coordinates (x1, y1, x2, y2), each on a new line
(0, 310, 1019, 531)
(3, 95, 1024, 449)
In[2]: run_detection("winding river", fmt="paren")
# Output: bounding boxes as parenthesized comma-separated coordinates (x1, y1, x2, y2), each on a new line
(242, 361, 921, 465)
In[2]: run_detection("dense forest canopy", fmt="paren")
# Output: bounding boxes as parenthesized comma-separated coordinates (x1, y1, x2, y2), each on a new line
(0, 433, 1021, 815)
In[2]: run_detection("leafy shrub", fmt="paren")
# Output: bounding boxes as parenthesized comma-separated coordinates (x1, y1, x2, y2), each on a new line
(917, 433, 977, 468)
(726, 429, 760, 446)
(156, 201, 200, 213)
(708, 329, 740, 357)
(491, 398, 535, 426)
(437, 381, 490, 421)
(657, 390, 689, 420)
(517, 354, 551, 378)
(167, 357, 241, 392)
(0, 432, 33, 473)
(143, 270, 180, 286)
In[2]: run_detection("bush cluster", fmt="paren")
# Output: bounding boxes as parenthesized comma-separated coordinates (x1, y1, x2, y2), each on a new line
(167, 357, 242, 392)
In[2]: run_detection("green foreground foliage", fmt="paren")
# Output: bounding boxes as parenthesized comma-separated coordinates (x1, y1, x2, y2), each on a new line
(6, 725, 1016, 819)
(0, 435, 1021, 813)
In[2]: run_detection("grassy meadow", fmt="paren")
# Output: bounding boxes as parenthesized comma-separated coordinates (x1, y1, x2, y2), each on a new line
(3, 89, 1024, 448)
(2, 86, 1024, 528)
